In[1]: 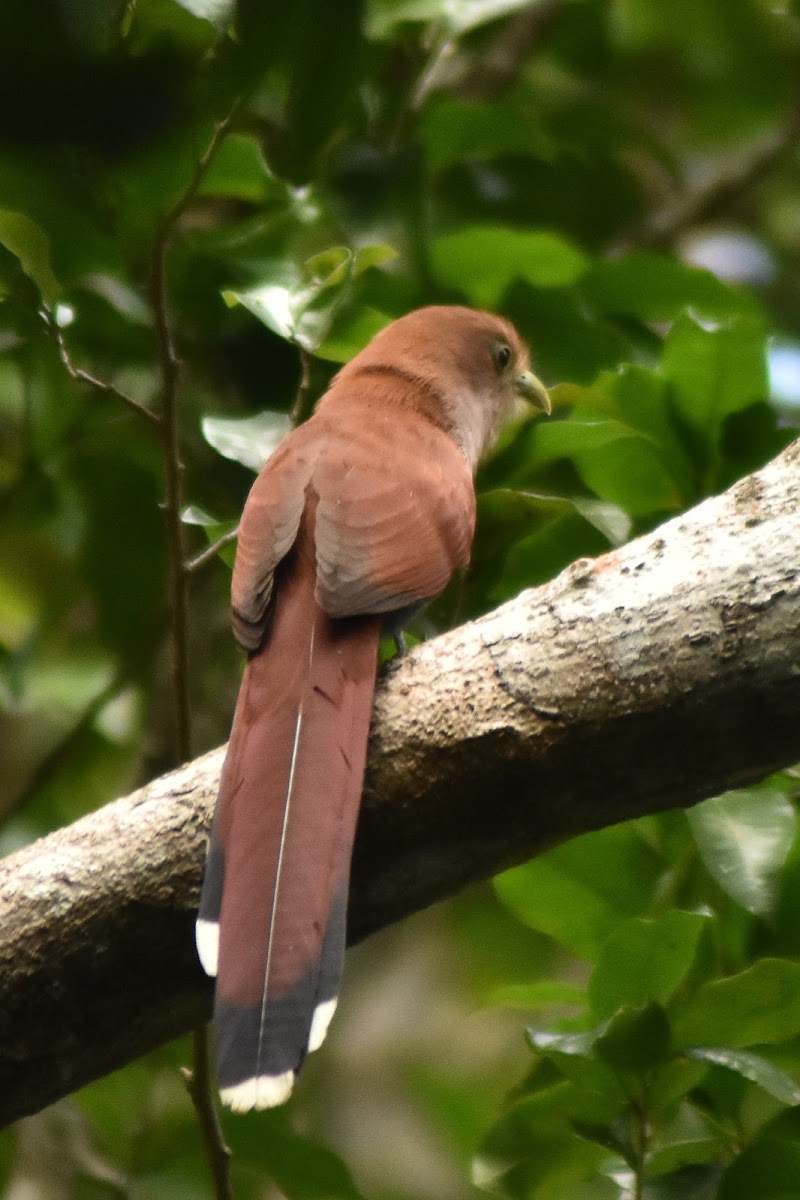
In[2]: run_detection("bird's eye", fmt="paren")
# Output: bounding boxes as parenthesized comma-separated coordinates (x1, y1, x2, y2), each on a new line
(493, 343, 512, 370)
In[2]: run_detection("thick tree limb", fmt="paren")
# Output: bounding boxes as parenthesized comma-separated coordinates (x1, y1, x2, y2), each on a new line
(2, 439, 800, 1127)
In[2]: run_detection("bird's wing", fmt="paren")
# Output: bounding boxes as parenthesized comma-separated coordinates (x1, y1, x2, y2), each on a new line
(312, 407, 476, 618)
(230, 432, 320, 651)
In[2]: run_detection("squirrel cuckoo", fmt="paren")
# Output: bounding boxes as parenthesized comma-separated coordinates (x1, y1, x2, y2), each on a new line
(196, 305, 551, 1111)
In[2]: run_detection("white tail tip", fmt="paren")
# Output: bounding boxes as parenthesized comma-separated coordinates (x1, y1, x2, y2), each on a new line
(195, 919, 219, 977)
(221, 1071, 295, 1111)
(308, 997, 338, 1053)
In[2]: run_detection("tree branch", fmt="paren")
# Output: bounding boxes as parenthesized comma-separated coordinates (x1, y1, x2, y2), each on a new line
(1, 439, 799, 1128)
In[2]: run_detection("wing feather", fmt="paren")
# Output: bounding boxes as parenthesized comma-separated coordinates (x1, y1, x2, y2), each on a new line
(312, 409, 475, 618)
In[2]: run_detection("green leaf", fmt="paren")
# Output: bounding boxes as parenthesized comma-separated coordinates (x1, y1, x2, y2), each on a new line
(431, 225, 588, 307)
(352, 244, 398, 275)
(488, 980, 588, 1010)
(201, 411, 291, 472)
(227, 244, 394, 352)
(420, 96, 556, 171)
(675, 960, 800, 1049)
(594, 1001, 671, 1073)
(582, 252, 757, 323)
(649, 1057, 711, 1117)
(316, 305, 393, 363)
(645, 1102, 729, 1176)
(526, 416, 644, 463)
(0, 209, 61, 306)
(526, 1030, 628, 1118)
(230, 1107, 366, 1199)
(661, 315, 768, 435)
(494, 824, 664, 959)
(688, 1048, 800, 1106)
(718, 1127, 800, 1199)
(688, 788, 797, 915)
(589, 911, 710, 1021)
(518, 390, 686, 516)
(199, 134, 275, 202)
(598, 365, 698, 502)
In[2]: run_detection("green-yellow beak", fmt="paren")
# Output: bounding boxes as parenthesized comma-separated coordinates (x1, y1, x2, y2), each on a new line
(515, 369, 551, 415)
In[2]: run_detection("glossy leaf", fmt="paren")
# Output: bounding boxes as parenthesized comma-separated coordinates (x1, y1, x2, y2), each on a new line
(688, 788, 797, 915)
(589, 911, 709, 1021)
(201, 411, 292, 472)
(688, 1048, 800, 1106)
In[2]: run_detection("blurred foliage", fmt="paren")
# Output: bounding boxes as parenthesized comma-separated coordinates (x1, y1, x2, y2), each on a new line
(1, 0, 800, 1197)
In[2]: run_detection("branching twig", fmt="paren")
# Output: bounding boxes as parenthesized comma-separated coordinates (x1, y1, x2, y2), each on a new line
(148, 102, 241, 1200)
(614, 101, 800, 254)
(51, 318, 160, 426)
(185, 526, 240, 574)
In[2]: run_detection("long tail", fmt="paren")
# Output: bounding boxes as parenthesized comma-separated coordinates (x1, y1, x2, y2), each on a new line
(196, 539, 380, 1110)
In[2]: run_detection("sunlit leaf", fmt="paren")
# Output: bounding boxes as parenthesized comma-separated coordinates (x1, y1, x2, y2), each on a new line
(688, 788, 796, 915)
(688, 1048, 800, 1106)
(0, 209, 61, 306)
(201, 411, 291, 472)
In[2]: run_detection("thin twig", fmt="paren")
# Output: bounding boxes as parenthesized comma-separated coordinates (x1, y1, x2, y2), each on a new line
(150, 227, 191, 763)
(161, 107, 242, 235)
(186, 525, 240, 574)
(51, 318, 160, 426)
(289, 345, 314, 425)
(182, 1030, 233, 1200)
(148, 103, 241, 1200)
(151, 103, 241, 762)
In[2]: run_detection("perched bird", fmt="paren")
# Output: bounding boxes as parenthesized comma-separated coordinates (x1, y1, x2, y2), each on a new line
(196, 305, 551, 1111)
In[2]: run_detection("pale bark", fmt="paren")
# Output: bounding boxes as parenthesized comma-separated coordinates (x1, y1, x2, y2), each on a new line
(1, 438, 799, 1127)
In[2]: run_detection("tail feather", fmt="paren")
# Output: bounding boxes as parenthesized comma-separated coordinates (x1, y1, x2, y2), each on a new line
(197, 532, 380, 1109)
